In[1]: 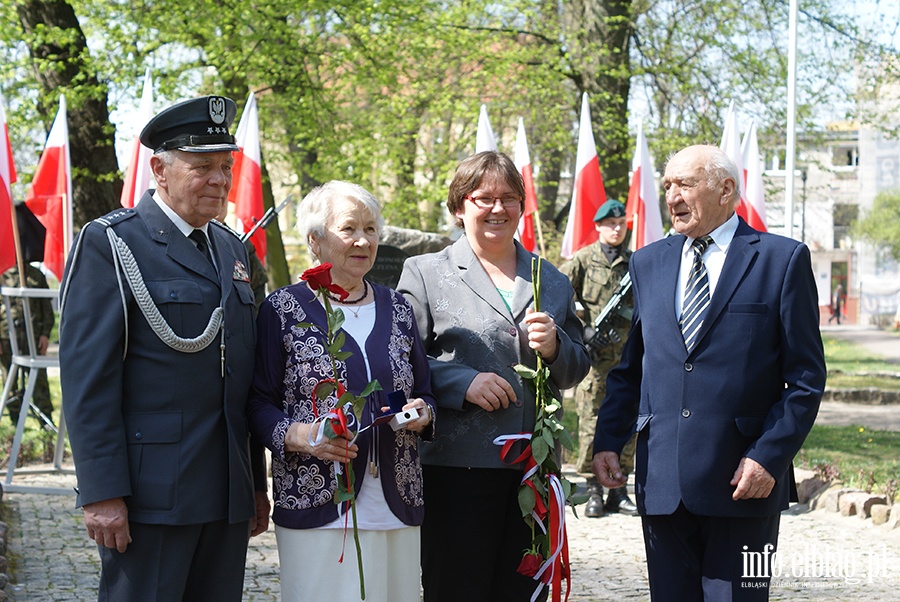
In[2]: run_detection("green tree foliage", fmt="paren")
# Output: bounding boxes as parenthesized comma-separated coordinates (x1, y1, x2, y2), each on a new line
(854, 190, 900, 260)
(1, 0, 892, 247)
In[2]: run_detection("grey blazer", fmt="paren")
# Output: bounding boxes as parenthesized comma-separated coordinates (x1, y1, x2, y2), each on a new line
(398, 235, 590, 470)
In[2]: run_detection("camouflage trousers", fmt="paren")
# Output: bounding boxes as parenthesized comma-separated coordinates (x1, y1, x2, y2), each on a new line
(1, 341, 54, 424)
(573, 364, 636, 476)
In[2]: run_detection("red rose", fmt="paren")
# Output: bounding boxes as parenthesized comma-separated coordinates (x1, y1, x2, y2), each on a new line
(301, 263, 334, 288)
(300, 263, 350, 301)
(516, 552, 543, 577)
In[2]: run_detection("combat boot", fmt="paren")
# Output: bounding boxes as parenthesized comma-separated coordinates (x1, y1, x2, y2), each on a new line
(584, 479, 604, 518)
(604, 485, 638, 516)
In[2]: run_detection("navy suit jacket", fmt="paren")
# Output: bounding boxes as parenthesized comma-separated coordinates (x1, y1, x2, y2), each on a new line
(60, 192, 265, 525)
(594, 218, 825, 517)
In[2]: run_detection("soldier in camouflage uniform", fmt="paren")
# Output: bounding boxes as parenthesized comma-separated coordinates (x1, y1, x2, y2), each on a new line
(1, 264, 55, 424)
(561, 200, 638, 517)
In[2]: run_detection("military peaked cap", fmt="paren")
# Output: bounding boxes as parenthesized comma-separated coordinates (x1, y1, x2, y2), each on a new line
(140, 96, 239, 153)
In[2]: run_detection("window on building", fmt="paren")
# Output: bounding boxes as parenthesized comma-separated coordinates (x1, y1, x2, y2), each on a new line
(831, 145, 859, 167)
(833, 203, 858, 249)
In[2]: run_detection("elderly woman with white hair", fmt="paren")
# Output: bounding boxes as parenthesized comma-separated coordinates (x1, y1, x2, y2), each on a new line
(248, 180, 436, 601)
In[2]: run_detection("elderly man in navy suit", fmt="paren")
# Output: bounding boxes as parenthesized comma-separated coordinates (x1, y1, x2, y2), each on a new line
(60, 96, 269, 601)
(592, 145, 825, 601)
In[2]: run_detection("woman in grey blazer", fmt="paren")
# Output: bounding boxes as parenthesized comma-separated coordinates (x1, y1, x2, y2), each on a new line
(398, 151, 590, 602)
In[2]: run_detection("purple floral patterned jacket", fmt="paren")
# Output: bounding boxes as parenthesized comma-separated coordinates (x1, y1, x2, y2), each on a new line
(248, 281, 436, 529)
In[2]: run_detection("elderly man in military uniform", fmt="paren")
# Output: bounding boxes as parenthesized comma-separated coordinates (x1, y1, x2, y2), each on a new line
(59, 95, 269, 601)
(1, 263, 55, 425)
(561, 199, 638, 517)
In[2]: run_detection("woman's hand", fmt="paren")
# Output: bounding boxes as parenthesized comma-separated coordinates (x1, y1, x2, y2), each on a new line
(523, 309, 559, 362)
(381, 397, 433, 433)
(284, 421, 358, 462)
(465, 372, 516, 411)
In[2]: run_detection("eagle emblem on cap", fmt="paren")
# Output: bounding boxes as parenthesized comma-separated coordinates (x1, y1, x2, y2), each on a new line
(209, 97, 227, 125)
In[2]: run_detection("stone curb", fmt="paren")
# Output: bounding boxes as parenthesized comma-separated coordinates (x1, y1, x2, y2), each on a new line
(795, 468, 899, 529)
(822, 388, 900, 404)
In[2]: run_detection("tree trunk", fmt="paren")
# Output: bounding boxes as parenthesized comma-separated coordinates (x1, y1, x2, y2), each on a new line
(562, 0, 635, 200)
(16, 0, 121, 226)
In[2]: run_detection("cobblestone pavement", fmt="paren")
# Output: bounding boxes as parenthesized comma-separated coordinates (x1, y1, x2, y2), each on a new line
(5, 325, 897, 600)
(4, 469, 900, 601)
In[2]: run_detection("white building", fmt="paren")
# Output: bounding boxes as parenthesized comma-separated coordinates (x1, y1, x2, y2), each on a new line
(762, 125, 900, 326)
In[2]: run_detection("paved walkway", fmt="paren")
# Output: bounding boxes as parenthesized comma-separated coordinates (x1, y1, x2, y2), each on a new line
(4, 469, 900, 601)
(3, 325, 899, 600)
(820, 324, 900, 364)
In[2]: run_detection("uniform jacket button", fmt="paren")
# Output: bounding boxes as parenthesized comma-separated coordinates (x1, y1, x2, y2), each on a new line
(684, 362, 693, 371)
(134, 431, 143, 440)
(681, 409, 691, 418)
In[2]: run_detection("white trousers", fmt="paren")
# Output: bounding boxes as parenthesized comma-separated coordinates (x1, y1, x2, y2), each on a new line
(276, 524, 421, 602)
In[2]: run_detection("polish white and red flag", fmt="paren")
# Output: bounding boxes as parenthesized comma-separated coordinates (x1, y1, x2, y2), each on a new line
(228, 92, 266, 263)
(475, 104, 499, 153)
(0, 95, 17, 273)
(514, 118, 538, 253)
(741, 120, 768, 232)
(625, 122, 664, 251)
(719, 100, 750, 222)
(120, 68, 154, 208)
(561, 92, 606, 259)
(25, 96, 72, 281)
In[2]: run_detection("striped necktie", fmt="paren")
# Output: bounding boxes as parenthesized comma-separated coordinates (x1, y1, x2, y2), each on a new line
(680, 235, 713, 352)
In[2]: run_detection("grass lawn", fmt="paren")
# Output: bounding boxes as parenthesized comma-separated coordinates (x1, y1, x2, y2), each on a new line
(822, 335, 900, 390)
(796, 424, 900, 496)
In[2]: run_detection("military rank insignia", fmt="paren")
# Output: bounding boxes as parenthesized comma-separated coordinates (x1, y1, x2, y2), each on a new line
(232, 260, 250, 282)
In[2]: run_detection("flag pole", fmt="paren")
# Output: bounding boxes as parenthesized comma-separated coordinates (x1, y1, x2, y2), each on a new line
(9, 198, 25, 281)
(784, 0, 799, 239)
(535, 213, 545, 257)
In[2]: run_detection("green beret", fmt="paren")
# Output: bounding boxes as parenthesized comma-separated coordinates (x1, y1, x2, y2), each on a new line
(593, 199, 626, 222)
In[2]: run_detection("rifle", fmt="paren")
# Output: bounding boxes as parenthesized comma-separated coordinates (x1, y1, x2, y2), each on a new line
(583, 271, 632, 361)
(239, 195, 293, 243)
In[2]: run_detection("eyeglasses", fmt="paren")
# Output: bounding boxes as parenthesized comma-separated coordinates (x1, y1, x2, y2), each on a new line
(464, 195, 523, 209)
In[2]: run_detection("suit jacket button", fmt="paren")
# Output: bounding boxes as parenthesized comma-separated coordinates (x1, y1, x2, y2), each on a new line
(684, 362, 693, 371)
(170, 291, 177, 299)
(509, 327, 517, 337)
(134, 431, 143, 440)
(681, 409, 691, 418)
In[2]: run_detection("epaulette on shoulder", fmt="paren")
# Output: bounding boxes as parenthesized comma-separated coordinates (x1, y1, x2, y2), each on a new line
(209, 218, 242, 240)
(92, 208, 137, 229)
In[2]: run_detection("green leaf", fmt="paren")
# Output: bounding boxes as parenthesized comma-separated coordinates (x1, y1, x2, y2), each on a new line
(542, 428, 554, 450)
(513, 364, 538, 380)
(294, 321, 315, 330)
(568, 492, 590, 507)
(334, 489, 355, 502)
(332, 309, 345, 333)
(333, 350, 353, 361)
(314, 381, 336, 400)
(517, 484, 536, 517)
(546, 415, 565, 432)
(358, 379, 382, 398)
(557, 427, 575, 452)
(531, 436, 549, 465)
(328, 331, 346, 355)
